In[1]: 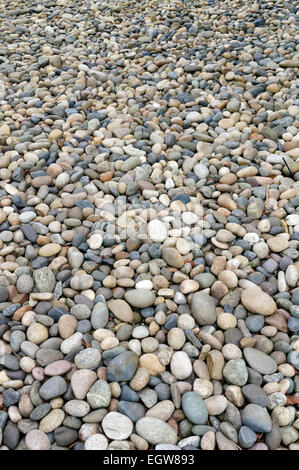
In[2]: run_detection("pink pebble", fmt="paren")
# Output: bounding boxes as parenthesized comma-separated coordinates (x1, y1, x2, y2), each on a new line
(32, 367, 44, 381)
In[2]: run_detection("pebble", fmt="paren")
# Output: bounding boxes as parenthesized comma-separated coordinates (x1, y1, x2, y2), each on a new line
(191, 292, 217, 325)
(182, 392, 208, 425)
(102, 412, 133, 440)
(170, 352, 192, 380)
(107, 352, 139, 382)
(87, 380, 111, 409)
(223, 359, 248, 386)
(84, 434, 108, 450)
(241, 288, 277, 316)
(136, 417, 177, 445)
(25, 430, 51, 450)
(243, 348, 277, 375)
(0, 0, 298, 452)
(242, 404, 272, 433)
(124, 290, 156, 309)
(39, 377, 68, 401)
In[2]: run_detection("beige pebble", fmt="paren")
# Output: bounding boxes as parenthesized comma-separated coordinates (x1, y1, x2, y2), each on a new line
(26, 323, 48, 345)
(193, 378, 213, 398)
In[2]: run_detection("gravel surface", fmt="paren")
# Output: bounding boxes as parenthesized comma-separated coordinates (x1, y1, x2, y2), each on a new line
(0, 0, 298, 451)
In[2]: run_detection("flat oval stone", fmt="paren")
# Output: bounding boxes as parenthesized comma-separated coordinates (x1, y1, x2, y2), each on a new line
(181, 391, 208, 425)
(64, 400, 90, 417)
(39, 409, 65, 433)
(136, 417, 177, 445)
(44, 360, 72, 376)
(107, 299, 134, 323)
(39, 376, 68, 400)
(70, 274, 94, 290)
(170, 351, 192, 379)
(241, 288, 277, 316)
(124, 289, 156, 309)
(39, 244, 61, 257)
(91, 302, 109, 329)
(243, 348, 277, 375)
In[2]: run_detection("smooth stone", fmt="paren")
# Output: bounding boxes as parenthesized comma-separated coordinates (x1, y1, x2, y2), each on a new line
(64, 400, 90, 417)
(39, 376, 68, 400)
(54, 427, 78, 446)
(38, 244, 61, 257)
(39, 409, 65, 433)
(241, 384, 270, 408)
(71, 369, 97, 399)
(124, 290, 156, 309)
(162, 247, 184, 268)
(84, 434, 108, 450)
(118, 401, 145, 423)
(181, 392, 208, 425)
(87, 380, 111, 409)
(223, 359, 248, 386)
(148, 220, 168, 242)
(215, 431, 239, 450)
(74, 348, 101, 370)
(102, 411, 133, 440)
(33, 268, 56, 293)
(191, 292, 217, 325)
(44, 360, 72, 376)
(243, 348, 277, 374)
(25, 430, 51, 450)
(91, 302, 109, 329)
(241, 288, 277, 316)
(107, 351, 139, 382)
(242, 404, 272, 433)
(29, 404, 51, 421)
(70, 274, 94, 290)
(170, 351, 192, 379)
(136, 417, 177, 445)
(238, 426, 257, 449)
(107, 299, 134, 323)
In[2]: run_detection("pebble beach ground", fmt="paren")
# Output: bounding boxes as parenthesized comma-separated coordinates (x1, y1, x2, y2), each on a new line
(0, 0, 298, 451)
